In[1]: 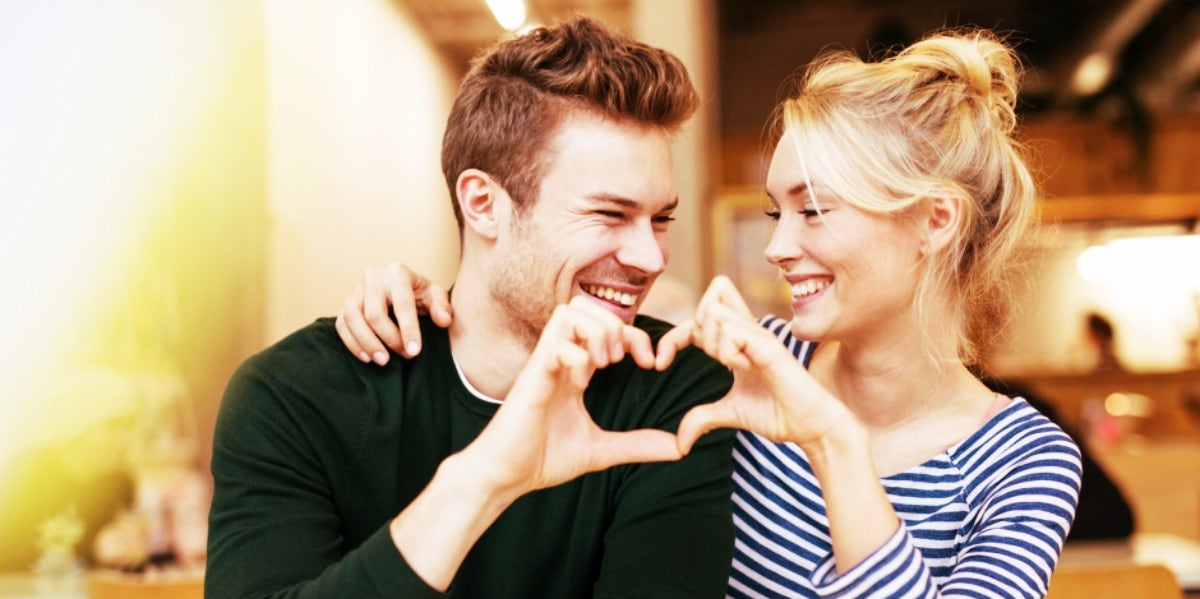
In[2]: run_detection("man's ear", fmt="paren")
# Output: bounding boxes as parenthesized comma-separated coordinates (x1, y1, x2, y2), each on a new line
(920, 193, 963, 256)
(456, 169, 507, 240)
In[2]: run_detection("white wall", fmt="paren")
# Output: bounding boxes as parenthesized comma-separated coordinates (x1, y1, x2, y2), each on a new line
(263, 0, 461, 342)
(0, 0, 268, 464)
(631, 0, 718, 306)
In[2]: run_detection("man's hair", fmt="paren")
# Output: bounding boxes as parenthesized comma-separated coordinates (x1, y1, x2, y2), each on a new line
(441, 17, 699, 231)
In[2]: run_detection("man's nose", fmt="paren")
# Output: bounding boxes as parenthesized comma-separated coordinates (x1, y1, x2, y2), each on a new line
(615, 223, 667, 275)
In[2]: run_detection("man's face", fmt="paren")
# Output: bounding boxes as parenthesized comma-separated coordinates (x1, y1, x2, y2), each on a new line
(489, 113, 676, 345)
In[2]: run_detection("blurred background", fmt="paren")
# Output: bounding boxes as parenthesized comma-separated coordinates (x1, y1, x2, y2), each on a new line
(1, 0, 1198, 587)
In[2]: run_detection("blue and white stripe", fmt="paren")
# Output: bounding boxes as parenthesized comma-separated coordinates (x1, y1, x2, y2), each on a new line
(727, 315, 1082, 598)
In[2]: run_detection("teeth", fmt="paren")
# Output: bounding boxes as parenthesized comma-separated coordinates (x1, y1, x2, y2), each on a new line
(585, 285, 638, 307)
(791, 280, 828, 298)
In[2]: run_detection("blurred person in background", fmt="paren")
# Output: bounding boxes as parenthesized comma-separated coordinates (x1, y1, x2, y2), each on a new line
(1085, 311, 1124, 373)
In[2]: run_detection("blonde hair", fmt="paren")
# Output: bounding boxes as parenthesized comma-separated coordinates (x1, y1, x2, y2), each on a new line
(776, 29, 1037, 365)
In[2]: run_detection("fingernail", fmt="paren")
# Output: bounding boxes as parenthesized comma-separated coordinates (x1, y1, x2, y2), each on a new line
(373, 351, 389, 365)
(358, 352, 370, 363)
(406, 341, 420, 356)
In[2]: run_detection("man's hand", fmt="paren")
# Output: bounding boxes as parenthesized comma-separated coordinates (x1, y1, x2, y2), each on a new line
(335, 263, 453, 364)
(459, 296, 678, 499)
(388, 296, 675, 591)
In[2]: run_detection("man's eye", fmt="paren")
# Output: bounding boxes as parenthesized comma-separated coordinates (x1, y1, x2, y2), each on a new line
(801, 209, 821, 218)
(596, 210, 625, 220)
(652, 215, 676, 224)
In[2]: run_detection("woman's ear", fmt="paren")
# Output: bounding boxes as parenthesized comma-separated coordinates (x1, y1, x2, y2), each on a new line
(920, 193, 963, 256)
(456, 169, 508, 240)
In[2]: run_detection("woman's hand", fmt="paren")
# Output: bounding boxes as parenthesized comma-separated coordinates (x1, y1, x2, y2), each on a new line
(656, 276, 851, 454)
(335, 263, 453, 365)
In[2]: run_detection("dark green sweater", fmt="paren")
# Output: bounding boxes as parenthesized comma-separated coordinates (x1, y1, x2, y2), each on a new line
(206, 315, 734, 598)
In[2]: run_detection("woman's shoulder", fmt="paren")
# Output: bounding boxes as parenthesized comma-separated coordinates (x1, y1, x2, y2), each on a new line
(952, 398, 1083, 482)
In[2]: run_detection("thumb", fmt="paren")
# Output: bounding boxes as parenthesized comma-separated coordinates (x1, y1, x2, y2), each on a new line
(676, 401, 739, 455)
(590, 429, 683, 471)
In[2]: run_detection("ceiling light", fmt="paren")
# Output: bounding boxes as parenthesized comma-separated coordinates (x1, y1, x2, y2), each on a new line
(485, 0, 526, 31)
(1072, 52, 1113, 96)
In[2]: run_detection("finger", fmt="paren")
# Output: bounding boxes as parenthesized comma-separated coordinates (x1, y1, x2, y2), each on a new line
(676, 401, 741, 455)
(342, 288, 391, 365)
(707, 306, 754, 371)
(364, 267, 414, 358)
(717, 332, 753, 372)
(622, 326, 656, 370)
(700, 310, 723, 359)
(426, 284, 454, 328)
(565, 298, 624, 367)
(706, 303, 789, 371)
(590, 429, 682, 470)
(654, 321, 696, 371)
(550, 341, 594, 391)
(709, 275, 755, 319)
(335, 310, 371, 363)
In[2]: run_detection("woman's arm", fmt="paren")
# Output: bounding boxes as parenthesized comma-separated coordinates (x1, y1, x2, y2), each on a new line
(660, 276, 900, 575)
(334, 263, 453, 364)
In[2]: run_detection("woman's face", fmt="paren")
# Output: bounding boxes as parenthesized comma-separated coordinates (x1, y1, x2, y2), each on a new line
(763, 134, 926, 346)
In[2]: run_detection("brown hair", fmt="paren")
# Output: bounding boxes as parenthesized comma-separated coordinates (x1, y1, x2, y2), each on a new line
(775, 29, 1037, 365)
(441, 17, 699, 231)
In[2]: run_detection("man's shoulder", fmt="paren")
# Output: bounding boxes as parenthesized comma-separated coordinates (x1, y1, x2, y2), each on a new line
(239, 317, 350, 381)
(224, 317, 413, 425)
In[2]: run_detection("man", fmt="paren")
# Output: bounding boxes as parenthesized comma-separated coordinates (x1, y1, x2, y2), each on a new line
(206, 17, 735, 598)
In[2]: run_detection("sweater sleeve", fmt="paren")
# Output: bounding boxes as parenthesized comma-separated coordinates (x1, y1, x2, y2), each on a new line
(205, 356, 442, 599)
(591, 346, 737, 599)
(807, 429, 1082, 599)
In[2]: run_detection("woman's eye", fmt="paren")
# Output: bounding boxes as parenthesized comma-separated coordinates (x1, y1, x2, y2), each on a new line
(764, 210, 781, 221)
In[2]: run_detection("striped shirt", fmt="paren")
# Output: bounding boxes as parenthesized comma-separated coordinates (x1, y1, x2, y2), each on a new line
(728, 316, 1082, 598)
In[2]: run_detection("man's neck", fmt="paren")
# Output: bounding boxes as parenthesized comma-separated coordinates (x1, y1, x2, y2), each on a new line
(447, 276, 534, 400)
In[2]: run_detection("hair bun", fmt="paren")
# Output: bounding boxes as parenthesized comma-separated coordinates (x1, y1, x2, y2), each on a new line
(899, 30, 1022, 135)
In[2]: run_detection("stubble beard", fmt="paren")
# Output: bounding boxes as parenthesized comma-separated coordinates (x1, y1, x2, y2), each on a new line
(489, 219, 559, 351)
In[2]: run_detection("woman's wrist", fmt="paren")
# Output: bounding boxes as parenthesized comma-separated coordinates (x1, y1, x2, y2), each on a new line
(800, 408, 870, 478)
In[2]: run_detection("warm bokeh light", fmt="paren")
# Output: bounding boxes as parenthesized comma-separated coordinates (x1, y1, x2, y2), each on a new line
(0, 2, 269, 570)
(486, 0, 527, 31)
(1077, 235, 1200, 287)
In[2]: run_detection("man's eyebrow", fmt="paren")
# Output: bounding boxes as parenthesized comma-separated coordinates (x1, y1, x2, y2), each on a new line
(585, 194, 679, 212)
(765, 183, 808, 202)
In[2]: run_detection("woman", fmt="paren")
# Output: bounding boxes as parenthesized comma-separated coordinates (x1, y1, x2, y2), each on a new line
(336, 29, 1081, 598)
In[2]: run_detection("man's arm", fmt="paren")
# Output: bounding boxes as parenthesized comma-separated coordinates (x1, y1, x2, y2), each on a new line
(388, 298, 681, 590)
(207, 352, 438, 598)
(208, 298, 683, 597)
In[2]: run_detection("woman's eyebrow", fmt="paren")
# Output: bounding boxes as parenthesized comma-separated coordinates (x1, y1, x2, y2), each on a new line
(766, 182, 809, 202)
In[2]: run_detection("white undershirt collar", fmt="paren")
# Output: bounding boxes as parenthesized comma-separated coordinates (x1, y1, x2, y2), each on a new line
(450, 351, 503, 405)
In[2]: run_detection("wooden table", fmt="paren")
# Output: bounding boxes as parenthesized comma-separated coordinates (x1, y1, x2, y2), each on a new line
(0, 570, 202, 599)
(1060, 533, 1200, 594)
